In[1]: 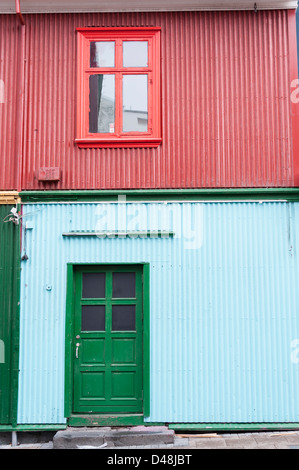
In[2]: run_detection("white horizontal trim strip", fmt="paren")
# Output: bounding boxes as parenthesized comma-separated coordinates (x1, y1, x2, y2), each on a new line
(0, 0, 297, 13)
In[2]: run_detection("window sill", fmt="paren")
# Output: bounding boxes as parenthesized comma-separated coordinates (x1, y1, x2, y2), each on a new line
(75, 137, 162, 149)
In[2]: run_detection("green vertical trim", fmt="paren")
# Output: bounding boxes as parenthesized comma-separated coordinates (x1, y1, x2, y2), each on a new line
(106, 271, 113, 407)
(64, 264, 75, 418)
(0, 204, 21, 426)
(143, 263, 150, 418)
(11, 206, 21, 427)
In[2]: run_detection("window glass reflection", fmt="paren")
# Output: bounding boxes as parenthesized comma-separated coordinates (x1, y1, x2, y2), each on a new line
(89, 74, 115, 133)
(123, 75, 148, 132)
(123, 41, 148, 67)
(90, 41, 115, 68)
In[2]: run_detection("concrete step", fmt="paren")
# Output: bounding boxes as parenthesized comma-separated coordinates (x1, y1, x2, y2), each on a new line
(53, 426, 175, 449)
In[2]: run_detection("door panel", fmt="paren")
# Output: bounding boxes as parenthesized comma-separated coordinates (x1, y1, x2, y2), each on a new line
(73, 266, 143, 414)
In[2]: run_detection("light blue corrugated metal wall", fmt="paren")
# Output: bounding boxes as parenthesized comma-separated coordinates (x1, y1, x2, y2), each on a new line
(18, 201, 299, 424)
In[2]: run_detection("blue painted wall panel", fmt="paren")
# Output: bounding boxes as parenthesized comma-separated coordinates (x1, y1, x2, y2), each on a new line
(18, 202, 299, 424)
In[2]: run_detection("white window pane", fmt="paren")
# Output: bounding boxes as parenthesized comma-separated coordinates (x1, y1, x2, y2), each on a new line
(89, 74, 115, 133)
(123, 41, 148, 67)
(123, 75, 148, 132)
(90, 41, 115, 68)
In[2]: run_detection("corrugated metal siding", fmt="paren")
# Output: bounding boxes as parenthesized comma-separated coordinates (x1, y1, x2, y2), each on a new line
(0, 18, 23, 190)
(18, 201, 299, 424)
(297, 6, 299, 77)
(0, 205, 20, 424)
(0, 9, 294, 190)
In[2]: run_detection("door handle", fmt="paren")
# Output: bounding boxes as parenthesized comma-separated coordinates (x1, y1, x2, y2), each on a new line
(76, 343, 80, 359)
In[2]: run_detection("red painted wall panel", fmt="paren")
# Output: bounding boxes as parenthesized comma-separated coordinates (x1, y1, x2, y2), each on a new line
(0, 16, 23, 190)
(0, 10, 298, 190)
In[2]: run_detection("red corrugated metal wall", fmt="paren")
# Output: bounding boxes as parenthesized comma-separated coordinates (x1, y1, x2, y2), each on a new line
(0, 16, 23, 190)
(0, 10, 298, 190)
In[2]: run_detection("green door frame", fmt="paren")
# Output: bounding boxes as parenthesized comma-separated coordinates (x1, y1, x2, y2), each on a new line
(64, 263, 150, 426)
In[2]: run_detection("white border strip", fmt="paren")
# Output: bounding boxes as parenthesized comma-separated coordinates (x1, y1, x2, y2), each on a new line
(0, 1, 297, 14)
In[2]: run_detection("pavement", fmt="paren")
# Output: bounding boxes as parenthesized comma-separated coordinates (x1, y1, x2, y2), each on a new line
(1, 429, 299, 449)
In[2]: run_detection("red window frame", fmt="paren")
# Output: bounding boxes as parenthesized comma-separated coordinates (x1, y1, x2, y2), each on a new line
(76, 27, 161, 148)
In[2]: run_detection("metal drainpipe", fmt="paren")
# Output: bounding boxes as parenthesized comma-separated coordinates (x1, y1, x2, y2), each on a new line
(15, 0, 25, 195)
(12, 431, 18, 447)
(12, 2, 25, 446)
(15, 0, 25, 25)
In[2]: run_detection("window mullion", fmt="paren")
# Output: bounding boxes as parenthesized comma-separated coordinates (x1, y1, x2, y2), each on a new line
(115, 38, 122, 69)
(115, 73, 122, 137)
(115, 39, 122, 136)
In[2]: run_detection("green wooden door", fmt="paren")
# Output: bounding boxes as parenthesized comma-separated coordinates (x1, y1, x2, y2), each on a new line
(73, 266, 143, 414)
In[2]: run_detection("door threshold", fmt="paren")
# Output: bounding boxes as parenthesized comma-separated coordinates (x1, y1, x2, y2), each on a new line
(68, 414, 144, 427)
